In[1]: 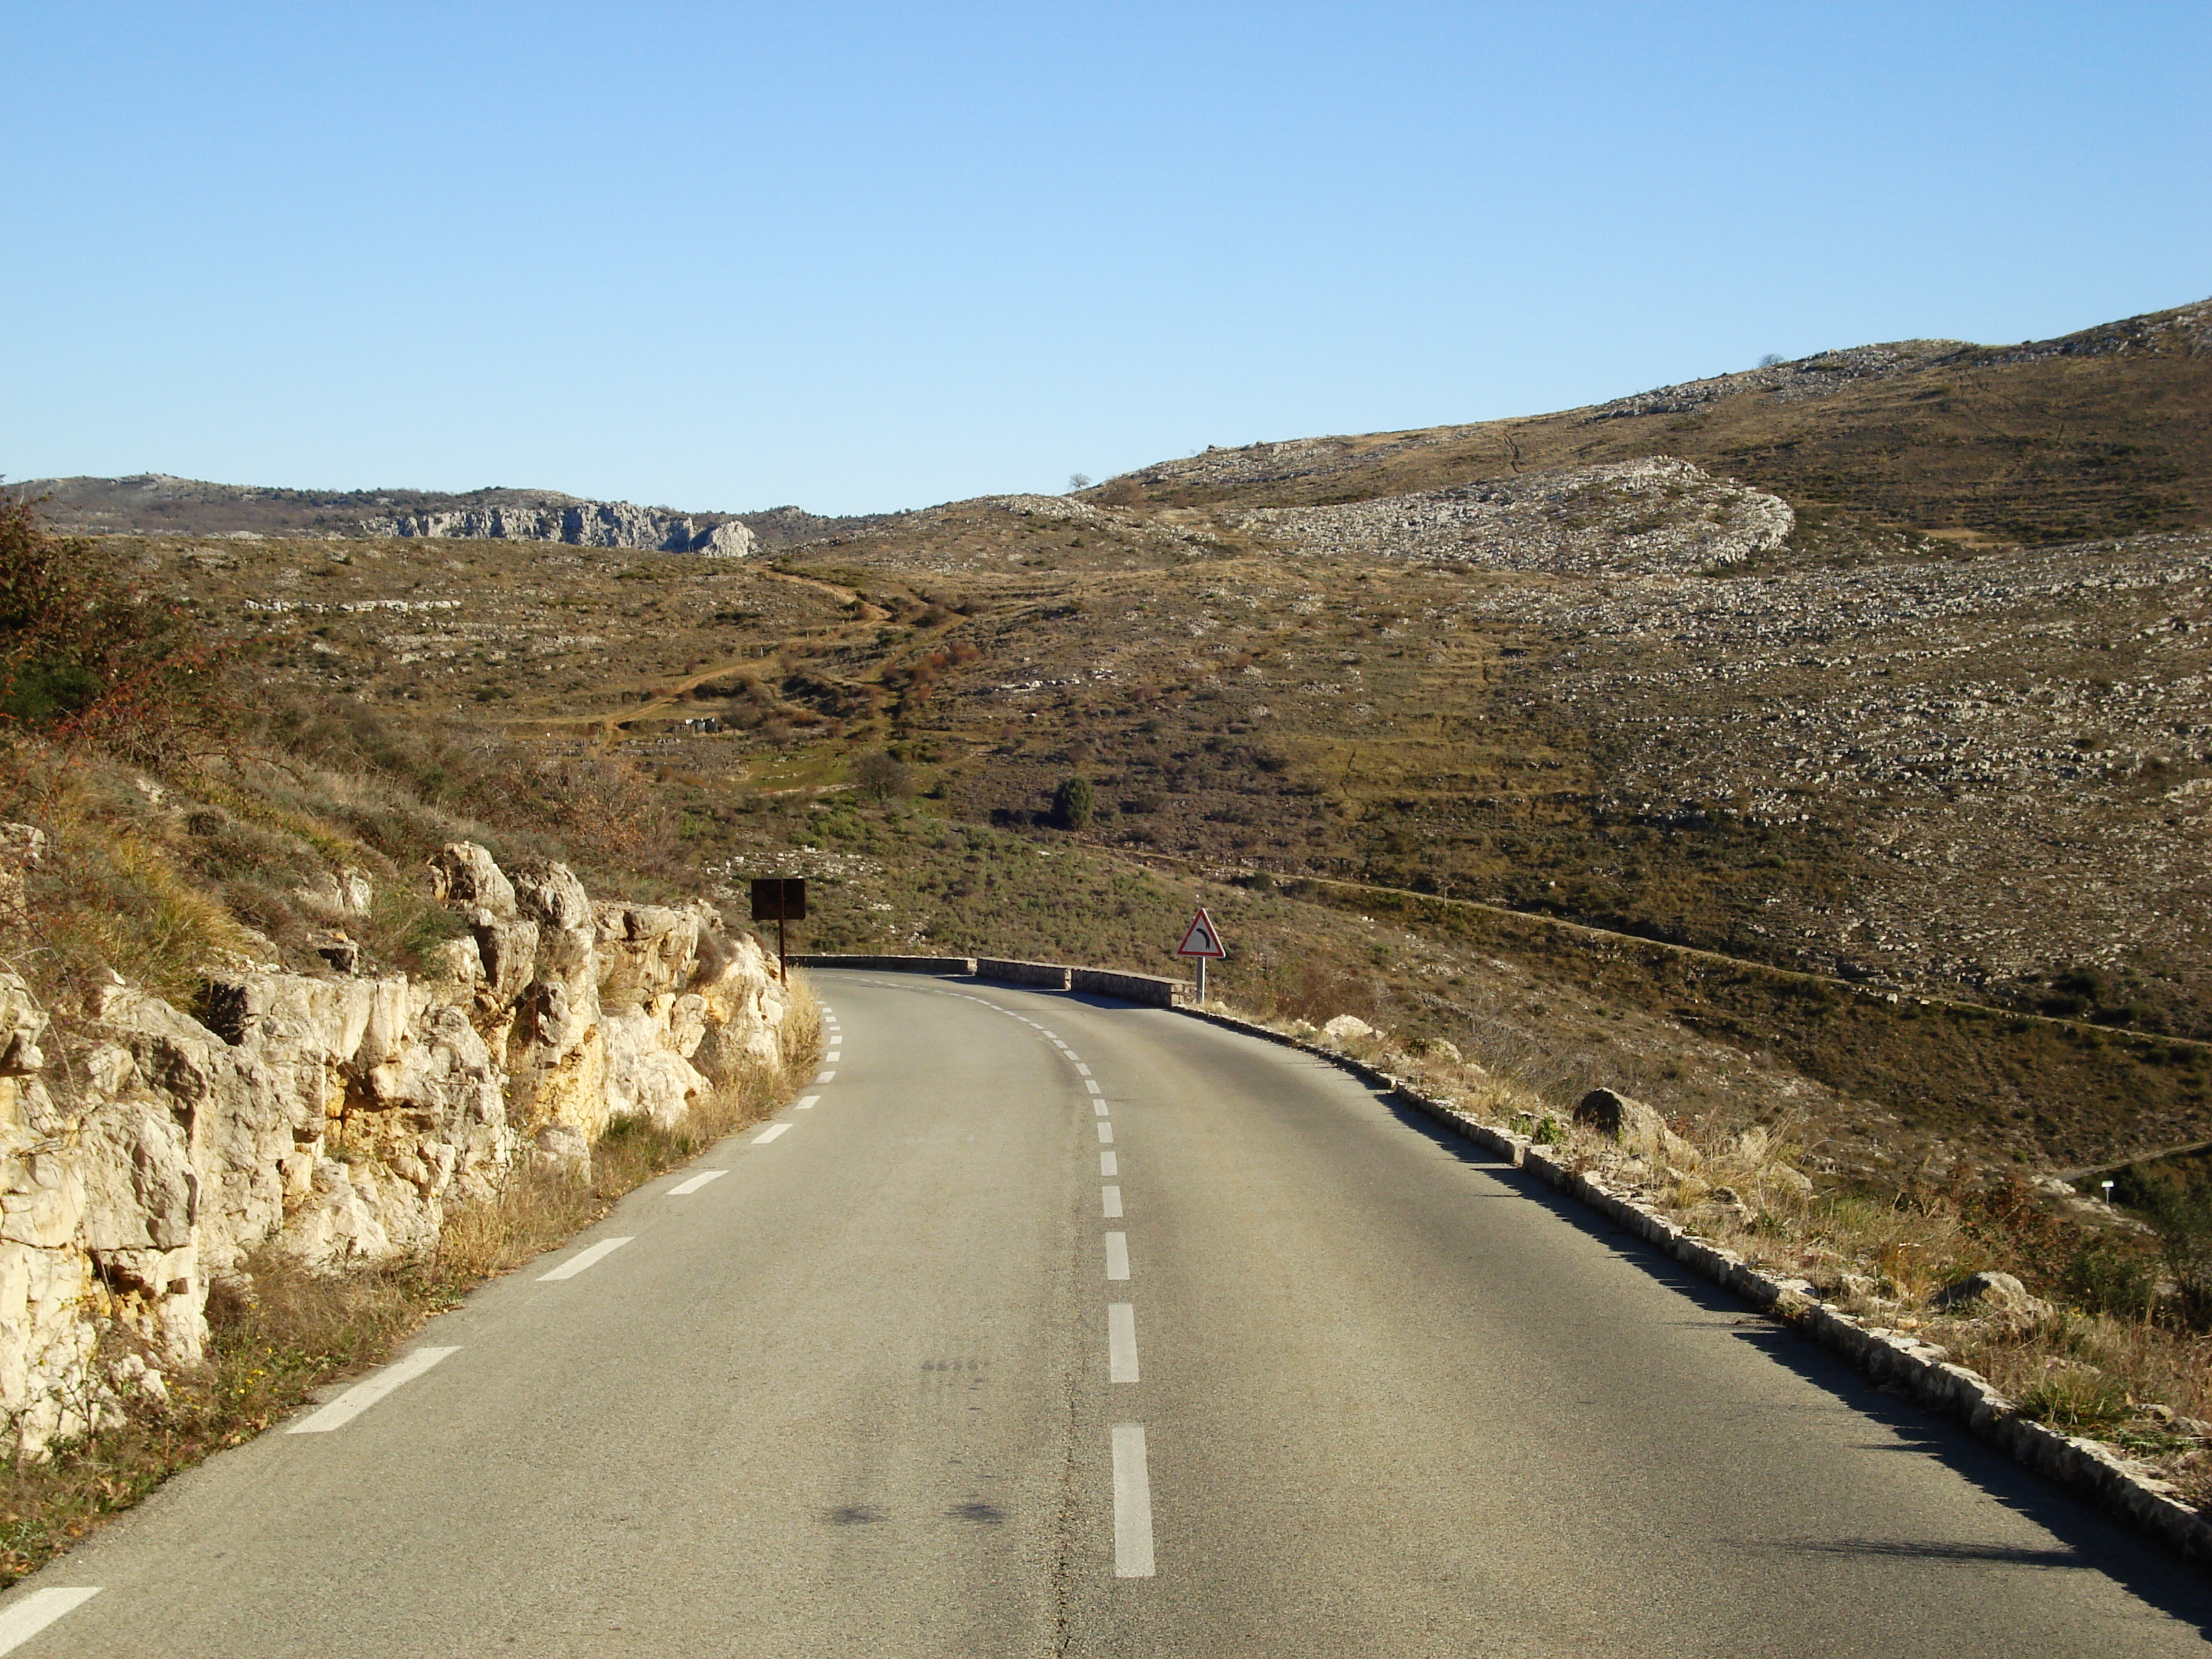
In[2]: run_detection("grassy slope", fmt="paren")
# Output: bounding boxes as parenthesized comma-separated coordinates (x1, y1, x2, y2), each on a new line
(1087, 297, 2212, 546)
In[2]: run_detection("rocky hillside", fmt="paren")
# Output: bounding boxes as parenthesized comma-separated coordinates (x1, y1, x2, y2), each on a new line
(1090, 296, 2212, 546)
(5, 476, 899, 556)
(18, 289, 2211, 1217)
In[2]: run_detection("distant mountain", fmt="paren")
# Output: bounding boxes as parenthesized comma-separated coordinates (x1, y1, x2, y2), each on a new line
(2, 475, 893, 555)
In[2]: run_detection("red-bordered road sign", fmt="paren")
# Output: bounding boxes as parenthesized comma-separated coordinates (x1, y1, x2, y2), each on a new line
(1177, 907, 1226, 958)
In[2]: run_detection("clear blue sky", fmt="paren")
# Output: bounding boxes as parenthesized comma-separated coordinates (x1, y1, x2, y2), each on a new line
(6, 3, 2207, 516)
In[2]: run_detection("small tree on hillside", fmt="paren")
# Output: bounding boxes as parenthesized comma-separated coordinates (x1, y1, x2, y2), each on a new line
(853, 749, 914, 804)
(1052, 775, 1094, 830)
(0, 493, 228, 765)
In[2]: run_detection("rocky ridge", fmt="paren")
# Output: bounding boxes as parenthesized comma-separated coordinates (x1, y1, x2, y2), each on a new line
(0, 840, 800, 1452)
(356, 502, 755, 557)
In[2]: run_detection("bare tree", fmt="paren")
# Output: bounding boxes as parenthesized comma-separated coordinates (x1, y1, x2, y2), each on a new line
(852, 750, 913, 803)
(1066, 473, 1092, 493)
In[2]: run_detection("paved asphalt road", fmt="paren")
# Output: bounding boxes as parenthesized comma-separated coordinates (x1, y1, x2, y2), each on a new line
(7, 971, 2211, 1656)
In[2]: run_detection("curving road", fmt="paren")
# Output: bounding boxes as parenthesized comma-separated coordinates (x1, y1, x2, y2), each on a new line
(5, 971, 2209, 1656)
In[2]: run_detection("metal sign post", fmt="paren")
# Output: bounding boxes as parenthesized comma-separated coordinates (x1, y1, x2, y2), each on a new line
(750, 878, 808, 984)
(1175, 906, 1227, 1003)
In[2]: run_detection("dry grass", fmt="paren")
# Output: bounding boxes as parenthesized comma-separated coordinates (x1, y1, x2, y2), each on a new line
(0, 986, 818, 1588)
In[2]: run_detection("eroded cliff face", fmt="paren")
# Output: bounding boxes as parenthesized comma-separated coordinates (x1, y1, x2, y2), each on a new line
(0, 842, 797, 1452)
(356, 503, 756, 557)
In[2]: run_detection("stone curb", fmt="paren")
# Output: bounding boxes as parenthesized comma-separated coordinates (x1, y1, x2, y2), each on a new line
(789, 960, 2212, 1561)
(1174, 1002, 2212, 1568)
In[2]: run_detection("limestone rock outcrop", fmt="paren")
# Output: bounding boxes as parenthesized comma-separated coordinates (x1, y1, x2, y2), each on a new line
(0, 844, 798, 1452)
(358, 502, 755, 557)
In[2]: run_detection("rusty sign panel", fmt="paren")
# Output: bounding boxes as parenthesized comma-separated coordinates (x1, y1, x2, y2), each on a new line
(750, 878, 807, 922)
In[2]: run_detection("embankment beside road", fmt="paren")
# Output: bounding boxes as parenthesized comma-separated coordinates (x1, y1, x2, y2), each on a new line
(0, 841, 808, 1454)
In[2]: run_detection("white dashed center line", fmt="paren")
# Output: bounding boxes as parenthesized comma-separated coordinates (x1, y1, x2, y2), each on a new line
(1074, 1063, 1092, 1076)
(815, 1070, 836, 1083)
(1097, 1123, 1114, 1144)
(1093, 1100, 1110, 1117)
(1102, 1185, 1123, 1218)
(1112, 1425, 1156, 1577)
(0, 1588, 101, 1653)
(667, 1169, 727, 1195)
(794, 1094, 821, 1110)
(824, 1048, 842, 1061)
(1085, 1080, 1102, 1095)
(1107, 1302, 1140, 1382)
(538, 1238, 634, 1282)
(1105, 1232, 1130, 1280)
(288, 1344, 462, 1431)
(1100, 1151, 1118, 1177)
(753, 1123, 793, 1145)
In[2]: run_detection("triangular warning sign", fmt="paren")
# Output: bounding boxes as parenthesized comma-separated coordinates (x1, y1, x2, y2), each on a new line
(1177, 907, 1226, 958)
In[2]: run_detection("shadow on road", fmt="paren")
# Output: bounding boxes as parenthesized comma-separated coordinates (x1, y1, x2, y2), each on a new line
(1367, 1084, 2212, 1630)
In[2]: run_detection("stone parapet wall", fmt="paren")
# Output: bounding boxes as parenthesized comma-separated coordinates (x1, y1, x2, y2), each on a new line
(791, 954, 1188, 1007)
(785, 955, 977, 975)
(1068, 968, 1182, 1007)
(974, 958, 1074, 990)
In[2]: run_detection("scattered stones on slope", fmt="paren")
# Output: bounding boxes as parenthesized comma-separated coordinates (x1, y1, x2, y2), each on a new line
(1228, 457, 1794, 575)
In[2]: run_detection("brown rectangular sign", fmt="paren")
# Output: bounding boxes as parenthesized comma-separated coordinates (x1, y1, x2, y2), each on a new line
(750, 878, 807, 922)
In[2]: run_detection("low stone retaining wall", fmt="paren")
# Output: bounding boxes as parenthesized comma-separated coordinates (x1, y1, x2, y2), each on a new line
(1176, 1003, 2212, 1568)
(786, 954, 976, 975)
(795, 954, 1190, 1007)
(974, 958, 1074, 990)
(1069, 968, 1182, 1008)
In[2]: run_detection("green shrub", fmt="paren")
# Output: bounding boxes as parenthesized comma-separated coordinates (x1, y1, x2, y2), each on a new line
(0, 495, 228, 761)
(1053, 775, 1094, 829)
(2060, 1244, 2159, 1320)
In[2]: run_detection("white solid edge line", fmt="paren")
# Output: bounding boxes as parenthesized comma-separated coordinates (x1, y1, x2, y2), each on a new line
(794, 1094, 821, 1110)
(1112, 1424, 1156, 1577)
(754, 1123, 793, 1144)
(667, 1169, 729, 1195)
(1102, 1184, 1123, 1218)
(0, 1587, 101, 1653)
(1097, 1123, 1114, 1144)
(1100, 1151, 1118, 1177)
(1105, 1231, 1130, 1280)
(536, 1236, 635, 1283)
(287, 1345, 462, 1432)
(1108, 1302, 1139, 1382)
(1093, 1100, 1110, 1117)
